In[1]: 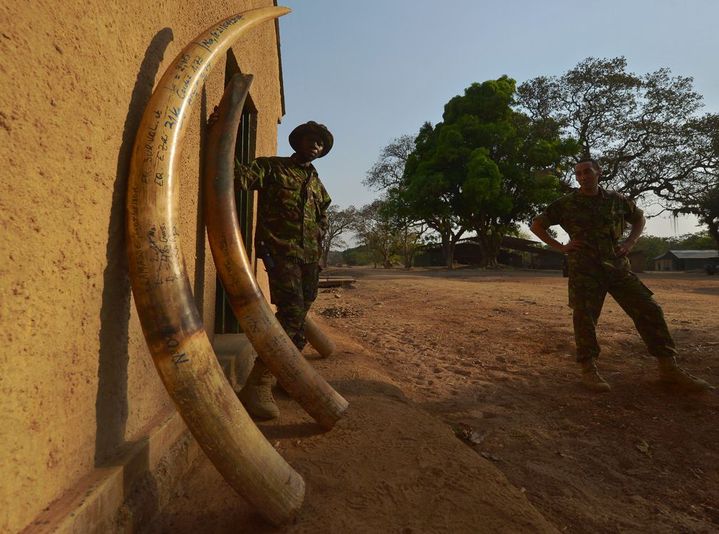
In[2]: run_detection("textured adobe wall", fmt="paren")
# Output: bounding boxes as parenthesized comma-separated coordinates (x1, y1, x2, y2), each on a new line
(0, 1, 284, 531)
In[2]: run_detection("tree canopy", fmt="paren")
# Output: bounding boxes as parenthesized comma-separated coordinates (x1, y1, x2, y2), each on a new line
(403, 76, 576, 266)
(516, 57, 717, 203)
(321, 204, 358, 267)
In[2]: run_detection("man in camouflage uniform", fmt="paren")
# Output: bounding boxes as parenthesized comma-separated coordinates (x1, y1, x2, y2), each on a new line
(234, 121, 333, 419)
(531, 158, 713, 393)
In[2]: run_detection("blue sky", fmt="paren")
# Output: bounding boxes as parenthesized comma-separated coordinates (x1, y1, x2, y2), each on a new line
(274, 0, 719, 238)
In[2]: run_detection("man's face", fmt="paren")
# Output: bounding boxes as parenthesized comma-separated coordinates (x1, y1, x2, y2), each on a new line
(295, 133, 325, 162)
(575, 161, 601, 194)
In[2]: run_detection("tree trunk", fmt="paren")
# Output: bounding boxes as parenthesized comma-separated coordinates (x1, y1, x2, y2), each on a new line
(404, 248, 415, 270)
(707, 221, 719, 251)
(695, 212, 719, 251)
(476, 231, 502, 268)
(444, 229, 467, 269)
(440, 232, 453, 269)
(402, 226, 412, 269)
(445, 244, 455, 269)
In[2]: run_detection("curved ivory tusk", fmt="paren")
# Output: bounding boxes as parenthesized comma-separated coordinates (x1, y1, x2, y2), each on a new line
(305, 314, 336, 358)
(203, 74, 348, 429)
(125, 8, 304, 525)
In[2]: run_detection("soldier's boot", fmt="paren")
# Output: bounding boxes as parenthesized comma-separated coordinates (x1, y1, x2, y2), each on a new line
(237, 360, 280, 420)
(580, 359, 611, 392)
(657, 357, 715, 392)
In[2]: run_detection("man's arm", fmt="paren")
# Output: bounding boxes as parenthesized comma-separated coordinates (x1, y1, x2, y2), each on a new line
(317, 185, 332, 241)
(207, 106, 267, 191)
(234, 159, 267, 191)
(615, 211, 645, 257)
(530, 216, 586, 254)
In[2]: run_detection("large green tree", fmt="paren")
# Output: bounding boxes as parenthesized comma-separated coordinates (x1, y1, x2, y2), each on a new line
(404, 77, 576, 266)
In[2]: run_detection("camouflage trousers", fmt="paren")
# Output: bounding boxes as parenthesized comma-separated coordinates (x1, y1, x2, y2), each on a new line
(267, 257, 320, 350)
(569, 267, 677, 362)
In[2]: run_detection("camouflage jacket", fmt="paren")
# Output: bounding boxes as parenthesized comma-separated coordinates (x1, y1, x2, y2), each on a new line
(234, 156, 331, 263)
(536, 187, 643, 273)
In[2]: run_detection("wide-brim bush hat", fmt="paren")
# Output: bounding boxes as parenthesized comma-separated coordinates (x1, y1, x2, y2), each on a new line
(289, 121, 333, 157)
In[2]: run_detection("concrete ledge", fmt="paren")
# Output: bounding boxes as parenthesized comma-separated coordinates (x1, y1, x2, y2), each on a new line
(318, 276, 356, 288)
(22, 410, 198, 533)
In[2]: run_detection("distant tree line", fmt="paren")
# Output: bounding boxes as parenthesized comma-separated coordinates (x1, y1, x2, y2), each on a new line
(321, 208, 716, 270)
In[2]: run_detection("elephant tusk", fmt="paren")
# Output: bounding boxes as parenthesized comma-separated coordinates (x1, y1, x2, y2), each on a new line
(203, 74, 348, 429)
(125, 8, 304, 525)
(305, 314, 336, 358)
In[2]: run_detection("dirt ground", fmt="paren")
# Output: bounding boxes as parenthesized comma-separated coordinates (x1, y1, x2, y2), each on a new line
(148, 267, 719, 533)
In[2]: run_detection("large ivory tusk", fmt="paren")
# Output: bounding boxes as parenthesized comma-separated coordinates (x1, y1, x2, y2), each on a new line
(125, 8, 304, 525)
(203, 74, 348, 429)
(305, 314, 336, 358)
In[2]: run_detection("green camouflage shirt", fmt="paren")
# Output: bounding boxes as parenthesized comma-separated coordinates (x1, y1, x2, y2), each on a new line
(234, 156, 331, 263)
(536, 187, 643, 272)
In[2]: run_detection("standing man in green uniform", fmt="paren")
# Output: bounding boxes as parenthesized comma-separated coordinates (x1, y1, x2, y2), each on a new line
(530, 158, 713, 392)
(234, 121, 333, 418)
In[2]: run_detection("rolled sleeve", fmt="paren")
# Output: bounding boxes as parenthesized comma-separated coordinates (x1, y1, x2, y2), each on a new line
(623, 196, 643, 225)
(536, 200, 562, 227)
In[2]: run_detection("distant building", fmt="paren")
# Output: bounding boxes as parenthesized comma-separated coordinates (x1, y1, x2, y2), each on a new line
(654, 250, 719, 271)
(496, 236, 565, 270)
(417, 236, 565, 269)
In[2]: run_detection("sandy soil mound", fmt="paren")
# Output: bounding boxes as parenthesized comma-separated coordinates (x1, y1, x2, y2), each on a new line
(147, 326, 556, 533)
